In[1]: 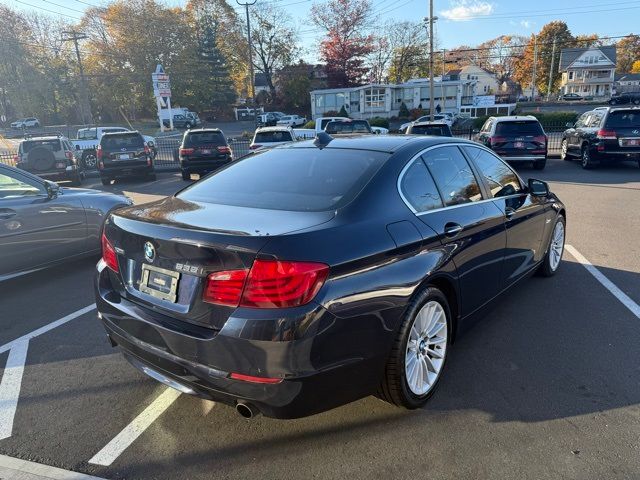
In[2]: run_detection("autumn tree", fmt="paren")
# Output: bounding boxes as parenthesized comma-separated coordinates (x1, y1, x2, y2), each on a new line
(617, 35, 640, 73)
(367, 35, 392, 83)
(573, 34, 603, 48)
(250, 4, 298, 101)
(387, 21, 429, 83)
(311, 0, 373, 87)
(475, 35, 527, 84)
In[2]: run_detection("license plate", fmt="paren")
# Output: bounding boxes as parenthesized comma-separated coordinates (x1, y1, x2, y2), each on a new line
(201, 149, 211, 154)
(514, 141, 524, 148)
(118, 153, 130, 160)
(56, 162, 65, 169)
(139, 264, 180, 302)
(620, 138, 639, 146)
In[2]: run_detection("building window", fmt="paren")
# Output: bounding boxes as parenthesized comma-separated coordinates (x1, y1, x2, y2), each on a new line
(365, 88, 385, 108)
(315, 95, 324, 108)
(569, 71, 574, 80)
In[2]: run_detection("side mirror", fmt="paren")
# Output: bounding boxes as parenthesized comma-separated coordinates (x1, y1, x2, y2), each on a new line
(45, 180, 60, 198)
(565, 122, 574, 128)
(528, 178, 549, 197)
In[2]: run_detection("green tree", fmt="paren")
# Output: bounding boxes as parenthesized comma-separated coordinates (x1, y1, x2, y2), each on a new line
(398, 101, 410, 118)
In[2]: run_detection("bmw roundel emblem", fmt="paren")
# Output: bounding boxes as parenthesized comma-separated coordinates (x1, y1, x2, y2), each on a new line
(143, 241, 155, 262)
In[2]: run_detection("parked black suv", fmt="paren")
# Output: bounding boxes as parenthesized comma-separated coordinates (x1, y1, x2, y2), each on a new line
(405, 122, 453, 136)
(608, 92, 640, 106)
(15, 135, 83, 185)
(177, 129, 232, 180)
(561, 107, 640, 169)
(97, 131, 155, 185)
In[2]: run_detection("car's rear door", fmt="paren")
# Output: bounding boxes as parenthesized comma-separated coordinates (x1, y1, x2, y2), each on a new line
(414, 145, 507, 316)
(462, 146, 548, 287)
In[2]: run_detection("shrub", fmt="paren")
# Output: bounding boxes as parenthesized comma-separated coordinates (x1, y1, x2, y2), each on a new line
(337, 105, 349, 118)
(473, 116, 490, 130)
(409, 108, 425, 120)
(323, 110, 339, 117)
(398, 102, 410, 118)
(369, 117, 389, 129)
(303, 120, 316, 129)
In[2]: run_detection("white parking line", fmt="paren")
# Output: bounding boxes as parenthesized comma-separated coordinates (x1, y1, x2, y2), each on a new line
(565, 244, 640, 319)
(88, 388, 181, 466)
(0, 304, 96, 355)
(0, 341, 29, 440)
(0, 453, 107, 479)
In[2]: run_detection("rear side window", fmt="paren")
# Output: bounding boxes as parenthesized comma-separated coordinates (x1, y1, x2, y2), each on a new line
(185, 131, 226, 146)
(422, 146, 483, 206)
(101, 134, 144, 150)
(179, 148, 388, 211)
(408, 125, 451, 136)
(495, 121, 543, 136)
(254, 131, 293, 143)
(605, 111, 640, 128)
(400, 159, 443, 213)
(463, 147, 521, 198)
(21, 139, 61, 153)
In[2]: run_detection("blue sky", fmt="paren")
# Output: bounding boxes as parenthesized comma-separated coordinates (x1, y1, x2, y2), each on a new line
(8, 0, 640, 62)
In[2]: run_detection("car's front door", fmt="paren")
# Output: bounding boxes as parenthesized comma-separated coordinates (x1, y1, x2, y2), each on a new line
(415, 145, 507, 316)
(0, 169, 87, 277)
(463, 146, 548, 288)
(567, 112, 589, 154)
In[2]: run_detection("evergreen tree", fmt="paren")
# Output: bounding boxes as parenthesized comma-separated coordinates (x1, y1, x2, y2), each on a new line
(197, 15, 236, 111)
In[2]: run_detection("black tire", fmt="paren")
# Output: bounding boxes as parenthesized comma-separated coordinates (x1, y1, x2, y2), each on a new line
(538, 215, 566, 277)
(81, 151, 97, 170)
(581, 145, 596, 169)
(181, 170, 191, 181)
(378, 286, 451, 409)
(560, 139, 570, 161)
(533, 158, 546, 170)
(101, 178, 111, 186)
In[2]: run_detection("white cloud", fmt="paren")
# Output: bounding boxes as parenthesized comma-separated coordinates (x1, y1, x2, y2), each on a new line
(440, 1, 494, 21)
(520, 20, 532, 29)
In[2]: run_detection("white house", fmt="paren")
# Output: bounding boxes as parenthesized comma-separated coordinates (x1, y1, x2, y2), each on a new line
(614, 73, 640, 94)
(458, 65, 499, 95)
(559, 46, 616, 98)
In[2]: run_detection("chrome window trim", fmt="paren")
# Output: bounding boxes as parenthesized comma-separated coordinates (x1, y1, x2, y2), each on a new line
(397, 142, 525, 216)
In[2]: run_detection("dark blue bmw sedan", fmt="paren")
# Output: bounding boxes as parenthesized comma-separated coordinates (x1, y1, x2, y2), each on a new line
(95, 135, 566, 419)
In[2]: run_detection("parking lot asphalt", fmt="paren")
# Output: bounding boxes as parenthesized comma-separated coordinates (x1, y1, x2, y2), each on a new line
(1, 158, 640, 480)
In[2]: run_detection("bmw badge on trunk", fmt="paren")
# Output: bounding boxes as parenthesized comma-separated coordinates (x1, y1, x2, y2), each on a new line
(143, 241, 155, 262)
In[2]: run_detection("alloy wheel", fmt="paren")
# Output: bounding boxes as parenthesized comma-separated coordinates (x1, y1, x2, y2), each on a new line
(582, 148, 590, 168)
(561, 140, 568, 160)
(405, 300, 448, 396)
(549, 221, 565, 271)
(84, 153, 97, 169)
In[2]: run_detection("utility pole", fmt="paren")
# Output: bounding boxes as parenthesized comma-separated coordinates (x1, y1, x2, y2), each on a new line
(531, 34, 538, 101)
(427, 0, 436, 122)
(442, 49, 446, 78)
(547, 36, 557, 101)
(61, 30, 93, 125)
(237, 0, 257, 121)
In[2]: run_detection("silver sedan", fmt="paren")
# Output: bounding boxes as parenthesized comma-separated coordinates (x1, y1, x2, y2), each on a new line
(0, 163, 131, 281)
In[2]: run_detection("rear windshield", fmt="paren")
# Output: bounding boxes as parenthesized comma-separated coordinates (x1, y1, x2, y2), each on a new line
(495, 121, 543, 136)
(605, 110, 640, 128)
(325, 122, 371, 134)
(409, 125, 452, 136)
(184, 131, 226, 147)
(21, 139, 61, 153)
(254, 131, 293, 143)
(101, 133, 144, 150)
(178, 148, 388, 211)
(77, 129, 98, 140)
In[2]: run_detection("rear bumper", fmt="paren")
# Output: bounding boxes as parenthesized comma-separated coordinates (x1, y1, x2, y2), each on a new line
(500, 155, 546, 162)
(99, 163, 154, 178)
(18, 164, 79, 180)
(94, 262, 384, 418)
(180, 158, 232, 173)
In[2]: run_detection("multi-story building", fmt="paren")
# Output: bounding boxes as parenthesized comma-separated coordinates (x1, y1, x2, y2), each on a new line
(559, 46, 616, 99)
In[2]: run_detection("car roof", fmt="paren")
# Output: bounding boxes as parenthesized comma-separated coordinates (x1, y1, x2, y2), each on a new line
(101, 130, 141, 136)
(283, 134, 470, 153)
(21, 135, 66, 141)
(411, 121, 450, 126)
(491, 115, 539, 122)
(185, 128, 222, 133)
(256, 126, 292, 132)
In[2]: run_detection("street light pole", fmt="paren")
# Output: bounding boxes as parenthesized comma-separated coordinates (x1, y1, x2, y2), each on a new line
(61, 30, 93, 125)
(237, 0, 257, 120)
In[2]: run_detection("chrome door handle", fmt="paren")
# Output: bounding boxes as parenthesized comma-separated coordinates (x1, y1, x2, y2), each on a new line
(444, 223, 463, 237)
(505, 207, 516, 220)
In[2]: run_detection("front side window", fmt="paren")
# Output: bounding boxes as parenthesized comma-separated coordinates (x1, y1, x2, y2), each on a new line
(422, 146, 483, 206)
(399, 158, 443, 213)
(0, 171, 44, 199)
(463, 147, 522, 198)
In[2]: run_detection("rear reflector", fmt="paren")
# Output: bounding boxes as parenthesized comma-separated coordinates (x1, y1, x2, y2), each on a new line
(202, 260, 329, 309)
(230, 373, 283, 384)
(101, 232, 119, 273)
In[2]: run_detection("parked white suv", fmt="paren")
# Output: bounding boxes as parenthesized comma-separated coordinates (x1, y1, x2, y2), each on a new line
(11, 117, 40, 129)
(276, 115, 306, 127)
(250, 127, 297, 151)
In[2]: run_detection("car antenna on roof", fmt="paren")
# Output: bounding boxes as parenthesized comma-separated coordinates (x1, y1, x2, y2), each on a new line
(313, 131, 333, 149)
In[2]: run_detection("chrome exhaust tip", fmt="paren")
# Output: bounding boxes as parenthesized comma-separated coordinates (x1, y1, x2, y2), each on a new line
(236, 402, 260, 419)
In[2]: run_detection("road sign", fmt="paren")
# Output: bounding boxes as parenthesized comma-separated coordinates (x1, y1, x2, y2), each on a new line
(152, 65, 171, 98)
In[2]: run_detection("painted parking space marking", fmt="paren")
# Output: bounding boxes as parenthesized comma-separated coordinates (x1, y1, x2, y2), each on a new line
(88, 387, 182, 466)
(0, 341, 28, 440)
(0, 453, 107, 479)
(566, 244, 640, 319)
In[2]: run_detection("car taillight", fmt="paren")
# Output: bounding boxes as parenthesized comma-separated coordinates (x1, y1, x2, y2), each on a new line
(217, 146, 231, 154)
(179, 148, 195, 156)
(203, 260, 329, 308)
(533, 135, 547, 145)
(597, 129, 617, 140)
(101, 232, 119, 273)
(489, 136, 506, 146)
(96, 146, 103, 160)
(249, 144, 262, 150)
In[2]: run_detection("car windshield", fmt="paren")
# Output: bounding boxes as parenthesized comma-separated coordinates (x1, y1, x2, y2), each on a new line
(0, 172, 42, 198)
(77, 129, 98, 140)
(178, 148, 388, 211)
(325, 122, 371, 134)
(409, 125, 451, 136)
(184, 131, 226, 146)
(495, 121, 543, 136)
(605, 111, 640, 128)
(101, 133, 144, 150)
(254, 131, 293, 142)
(21, 139, 61, 153)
